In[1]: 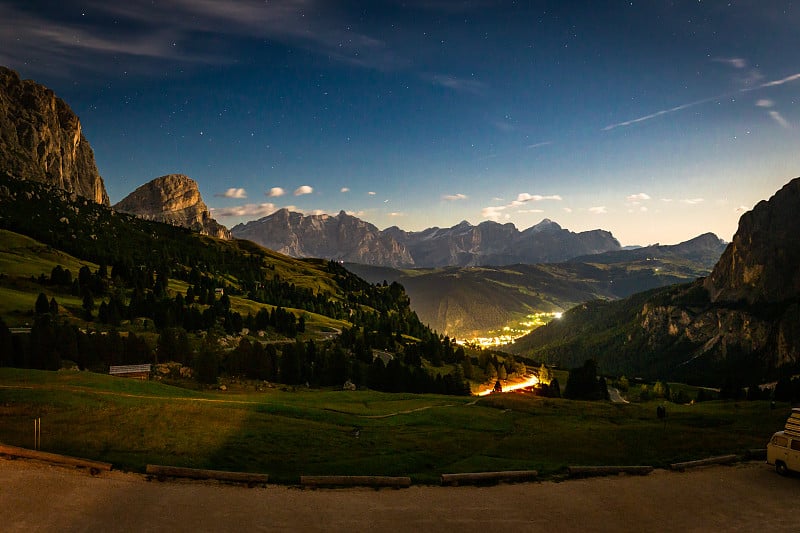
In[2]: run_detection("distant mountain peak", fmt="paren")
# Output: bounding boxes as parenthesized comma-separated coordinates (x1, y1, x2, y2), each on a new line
(530, 218, 562, 232)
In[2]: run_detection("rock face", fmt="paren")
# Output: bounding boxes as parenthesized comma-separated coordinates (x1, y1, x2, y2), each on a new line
(233, 212, 621, 267)
(704, 178, 800, 304)
(114, 174, 231, 239)
(0, 66, 109, 205)
(384, 218, 620, 267)
(232, 209, 414, 267)
(512, 177, 800, 384)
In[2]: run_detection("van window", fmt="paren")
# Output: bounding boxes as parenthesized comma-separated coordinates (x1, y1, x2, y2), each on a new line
(773, 435, 788, 447)
(791, 439, 800, 452)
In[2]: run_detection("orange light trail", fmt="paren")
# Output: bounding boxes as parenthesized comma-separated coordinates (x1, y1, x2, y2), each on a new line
(476, 374, 540, 396)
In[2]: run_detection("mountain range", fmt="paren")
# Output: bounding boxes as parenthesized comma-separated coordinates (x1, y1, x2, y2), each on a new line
(232, 209, 622, 268)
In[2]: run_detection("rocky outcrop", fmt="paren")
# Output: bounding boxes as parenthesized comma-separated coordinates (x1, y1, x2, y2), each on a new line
(114, 174, 231, 239)
(232, 209, 414, 267)
(634, 177, 800, 375)
(512, 177, 800, 383)
(0, 66, 109, 205)
(233, 212, 621, 267)
(704, 177, 800, 304)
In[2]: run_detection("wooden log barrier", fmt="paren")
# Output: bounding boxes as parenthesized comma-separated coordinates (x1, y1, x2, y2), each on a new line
(567, 465, 654, 478)
(669, 454, 738, 471)
(145, 464, 269, 485)
(745, 449, 767, 460)
(440, 470, 538, 486)
(0, 443, 112, 474)
(300, 475, 411, 488)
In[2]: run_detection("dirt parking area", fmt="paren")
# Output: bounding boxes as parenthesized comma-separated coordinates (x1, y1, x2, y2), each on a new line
(1, 458, 796, 532)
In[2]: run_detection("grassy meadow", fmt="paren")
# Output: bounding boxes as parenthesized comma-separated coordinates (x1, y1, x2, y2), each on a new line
(0, 368, 789, 484)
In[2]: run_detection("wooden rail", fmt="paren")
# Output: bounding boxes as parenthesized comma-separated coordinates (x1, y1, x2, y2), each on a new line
(669, 454, 738, 471)
(0, 443, 112, 474)
(567, 465, 654, 478)
(440, 470, 539, 486)
(145, 464, 269, 485)
(300, 475, 411, 488)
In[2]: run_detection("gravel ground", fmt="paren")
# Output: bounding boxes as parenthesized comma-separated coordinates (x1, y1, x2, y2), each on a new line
(1, 458, 797, 532)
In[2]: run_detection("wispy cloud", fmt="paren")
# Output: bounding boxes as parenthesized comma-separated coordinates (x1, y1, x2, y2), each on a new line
(626, 192, 651, 202)
(758, 72, 800, 89)
(428, 74, 485, 94)
(368, 191, 377, 196)
(603, 97, 716, 131)
(768, 110, 790, 128)
(443, 193, 468, 201)
(481, 192, 561, 220)
(294, 185, 313, 196)
(588, 206, 607, 214)
(0, 0, 402, 76)
(340, 187, 350, 193)
(526, 141, 552, 150)
(604, 64, 800, 131)
(756, 99, 774, 108)
(216, 187, 247, 199)
(481, 206, 506, 221)
(681, 198, 705, 205)
(267, 187, 285, 197)
(211, 202, 277, 218)
(712, 57, 747, 69)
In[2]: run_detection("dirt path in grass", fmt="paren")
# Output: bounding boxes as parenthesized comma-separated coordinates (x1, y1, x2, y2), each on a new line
(1, 458, 796, 532)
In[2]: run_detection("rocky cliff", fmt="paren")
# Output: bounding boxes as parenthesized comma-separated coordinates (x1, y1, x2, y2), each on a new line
(511, 177, 800, 385)
(0, 66, 109, 205)
(232, 209, 415, 267)
(114, 174, 231, 239)
(233, 212, 621, 268)
(704, 178, 800, 304)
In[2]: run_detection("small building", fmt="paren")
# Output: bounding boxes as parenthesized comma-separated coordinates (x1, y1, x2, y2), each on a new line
(109, 364, 152, 380)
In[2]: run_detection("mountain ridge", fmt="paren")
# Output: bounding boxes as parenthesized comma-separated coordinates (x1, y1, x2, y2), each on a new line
(232, 209, 623, 267)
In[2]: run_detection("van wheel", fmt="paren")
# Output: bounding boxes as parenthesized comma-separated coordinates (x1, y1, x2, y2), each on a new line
(776, 462, 788, 476)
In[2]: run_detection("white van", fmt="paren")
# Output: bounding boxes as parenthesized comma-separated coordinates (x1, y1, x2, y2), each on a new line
(768, 407, 800, 475)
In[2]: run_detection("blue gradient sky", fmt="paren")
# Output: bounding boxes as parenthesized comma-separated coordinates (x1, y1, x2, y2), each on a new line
(3, 1, 800, 245)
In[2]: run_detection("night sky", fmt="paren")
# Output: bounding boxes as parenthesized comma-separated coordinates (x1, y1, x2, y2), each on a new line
(3, 1, 800, 245)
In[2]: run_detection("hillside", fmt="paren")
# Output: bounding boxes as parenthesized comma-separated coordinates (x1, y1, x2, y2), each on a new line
(0, 170, 490, 394)
(509, 177, 800, 387)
